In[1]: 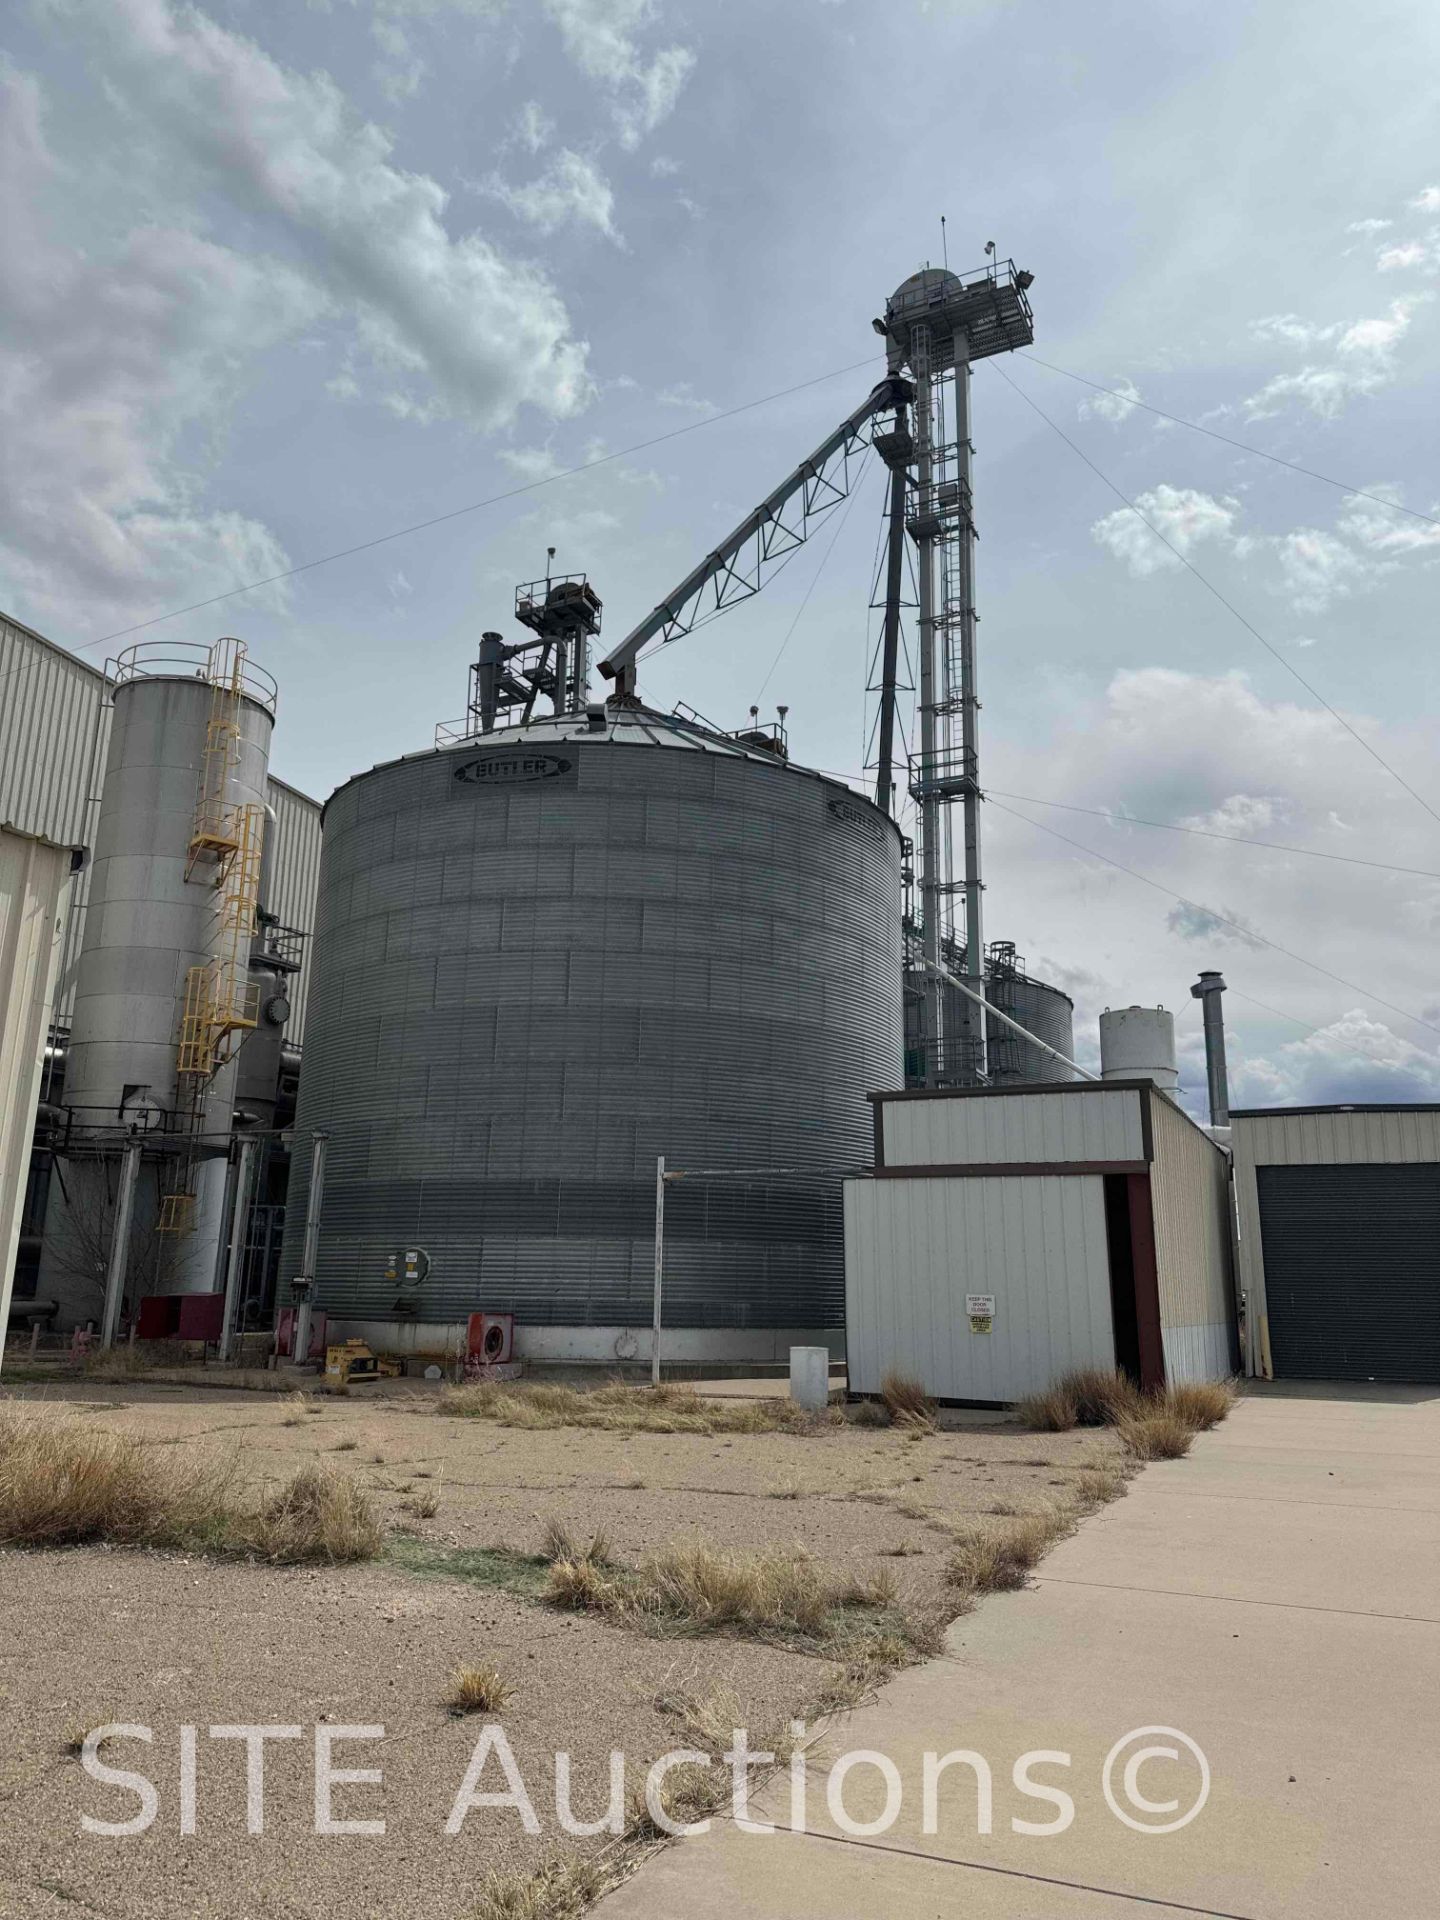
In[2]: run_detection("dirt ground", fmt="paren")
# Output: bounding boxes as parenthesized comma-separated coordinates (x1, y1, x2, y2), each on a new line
(0, 1381, 1124, 1918)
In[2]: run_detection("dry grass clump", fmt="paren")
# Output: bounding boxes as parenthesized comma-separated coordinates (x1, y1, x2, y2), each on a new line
(1118, 1413, 1195, 1461)
(449, 1663, 512, 1715)
(80, 1340, 186, 1380)
(547, 1536, 900, 1650)
(880, 1371, 938, 1433)
(1017, 1367, 1239, 1440)
(540, 1516, 611, 1566)
(471, 1855, 609, 1920)
(236, 1463, 383, 1564)
(848, 1398, 890, 1427)
(439, 1377, 823, 1438)
(946, 1512, 1067, 1596)
(1163, 1379, 1238, 1430)
(0, 1415, 380, 1565)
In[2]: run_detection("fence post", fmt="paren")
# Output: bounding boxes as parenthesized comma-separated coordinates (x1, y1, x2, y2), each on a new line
(651, 1155, 665, 1389)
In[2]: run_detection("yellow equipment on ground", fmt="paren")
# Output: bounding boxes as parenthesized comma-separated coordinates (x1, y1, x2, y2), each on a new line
(324, 1339, 403, 1388)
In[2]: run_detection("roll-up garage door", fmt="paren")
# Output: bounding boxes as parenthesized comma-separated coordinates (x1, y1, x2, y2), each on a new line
(1256, 1163, 1440, 1383)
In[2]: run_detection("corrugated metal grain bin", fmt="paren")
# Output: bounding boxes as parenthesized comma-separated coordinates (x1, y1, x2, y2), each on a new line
(284, 705, 904, 1358)
(1231, 1104, 1440, 1384)
(847, 1081, 1237, 1402)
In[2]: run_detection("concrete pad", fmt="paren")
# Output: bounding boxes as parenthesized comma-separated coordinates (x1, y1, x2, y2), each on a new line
(1137, 1448, 1440, 1513)
(598, 1387, 1440, 1920)
(606, 1822, 1227, 1918)
(1042, 1472, 1440, 1618)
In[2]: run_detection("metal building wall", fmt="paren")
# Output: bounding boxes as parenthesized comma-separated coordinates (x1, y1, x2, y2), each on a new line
(845, 1173, 1116, 1400)
(283, 716, 905, 1338)
(264, 777, 322, 1046)
(1231, 1105, 1440, 1378)
(877, 1085, 1145, 1169)
(1147, 1092, 1235, 1382)
(0, 825, 69, 1348)
(0, 614, 105, 845)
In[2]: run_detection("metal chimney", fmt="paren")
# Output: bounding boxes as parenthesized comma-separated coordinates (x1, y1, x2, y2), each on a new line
(1190, 970, 1230, 1125)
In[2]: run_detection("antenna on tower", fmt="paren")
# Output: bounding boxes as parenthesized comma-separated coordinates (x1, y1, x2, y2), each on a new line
(940, 215, 948, 268)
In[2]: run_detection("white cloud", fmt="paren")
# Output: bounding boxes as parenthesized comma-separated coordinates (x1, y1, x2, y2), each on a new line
(512, 99, 554, 152)
(0, 58, 310, 629)
(1234, 1011, 1440, 1106)
(1337, 486, 1440, 556)
(1166, 901, 1265, 949)
(496, 443, 567, 482)
(1412, 185, 1440, 212)
(372, 16, 425, 101)
(1377, 240, 1428, 271)
(1245, 294, 1431, 418)
(655, 381, 716, 413)
(1271, 528, 1372, 614)
(986, 668, 1440, 1108)
(1092, 485, 1239, 576)
(482, 149, 622, 240)
(1078, 375, 1141, 424)
(649, 153, 680, 177)
(73, 0, 592, 430)
(1346, 217, 1392, 234)
(542, 0, 696, 147)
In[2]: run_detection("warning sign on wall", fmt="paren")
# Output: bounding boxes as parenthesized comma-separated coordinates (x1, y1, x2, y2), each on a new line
(966, 1293, 995, 1335)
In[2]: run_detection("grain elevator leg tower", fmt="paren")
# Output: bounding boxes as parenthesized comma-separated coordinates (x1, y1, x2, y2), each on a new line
(877, 259, 1034, 1086)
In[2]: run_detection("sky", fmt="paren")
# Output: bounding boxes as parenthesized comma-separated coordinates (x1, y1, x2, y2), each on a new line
(2, 0, 1439, 1112)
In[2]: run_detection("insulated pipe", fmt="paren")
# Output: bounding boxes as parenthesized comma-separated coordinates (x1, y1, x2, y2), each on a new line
(1190, 970, 1231, 1125)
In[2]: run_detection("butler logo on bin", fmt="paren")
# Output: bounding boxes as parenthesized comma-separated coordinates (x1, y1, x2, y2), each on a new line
(453, 752, 573, 786)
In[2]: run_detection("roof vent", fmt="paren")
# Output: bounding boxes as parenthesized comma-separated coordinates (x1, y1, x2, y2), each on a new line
(585, 704, 608, 733)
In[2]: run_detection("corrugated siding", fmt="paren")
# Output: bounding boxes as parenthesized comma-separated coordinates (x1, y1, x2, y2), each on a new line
(265, 778, 322, 1044)
(284, 737, 905, 1329)
(1231, 1109, 1440, 1378)
(1, 826, 68, 1319)
(0, 614, 321, 1041)
(881, 1087, 1144, 1168)
(844, 1173, 1116, 1400)
(1148, 1094, 1234, 1382)
(0, 614, 107, 844)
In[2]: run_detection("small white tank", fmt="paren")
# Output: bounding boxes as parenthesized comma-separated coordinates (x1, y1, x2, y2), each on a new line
(1098, 1005, 1178, 1095)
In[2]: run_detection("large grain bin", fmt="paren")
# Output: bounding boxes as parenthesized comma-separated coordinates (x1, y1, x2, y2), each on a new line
(284, 706, 904, 1361)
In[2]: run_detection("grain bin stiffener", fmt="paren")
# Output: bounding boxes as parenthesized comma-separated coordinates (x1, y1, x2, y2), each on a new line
(281, 706, 904, 1348)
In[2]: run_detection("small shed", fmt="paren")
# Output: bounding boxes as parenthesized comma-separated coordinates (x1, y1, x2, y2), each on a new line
(1231, 1103, 1440, 1384)
(845, 1080, 1236, 1405)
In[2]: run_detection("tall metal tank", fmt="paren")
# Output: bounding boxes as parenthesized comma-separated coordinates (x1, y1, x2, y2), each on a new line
(43, 643, 276, 1309)
(903, 943, 1075, 1086)
(1099, 1004, 1178, 1095)
(283, 705, 904, 1351)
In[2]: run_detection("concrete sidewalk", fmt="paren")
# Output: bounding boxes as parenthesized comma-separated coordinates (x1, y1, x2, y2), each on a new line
(598, 1384, 1440, 1918)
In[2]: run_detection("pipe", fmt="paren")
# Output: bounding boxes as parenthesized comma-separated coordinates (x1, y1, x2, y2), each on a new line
(651, 1154, 665, 1389)
(874, 432, 908, 816)
(99, 1142, 142, 1350)
(218, 1135, 259, 1363)
(919, 957, 1101, 1082)
(290, 1129, 328, 1365)
(1190, 970, 1231, 1125)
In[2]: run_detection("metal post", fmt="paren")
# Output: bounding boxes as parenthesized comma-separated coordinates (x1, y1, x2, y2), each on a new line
(292, 1129, 328, 1366)
(911, 324, 942, 1085)
(874, 436, 908, 817)
(218, 1135, 258, 1364)
(99, 1142, 141, 1350)
(1190, 972, 1231, 1125)
(651, 1155, 665, 1389)
(952, 338, 987, 1078)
